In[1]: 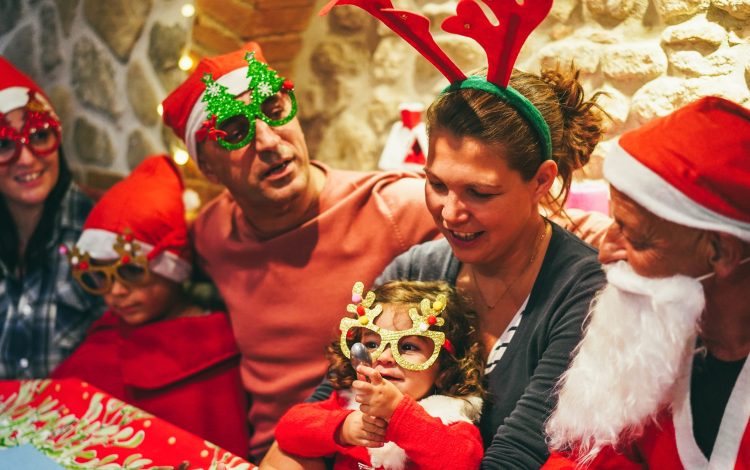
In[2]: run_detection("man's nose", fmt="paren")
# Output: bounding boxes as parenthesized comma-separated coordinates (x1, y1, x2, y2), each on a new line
(254, 120, 281, 152)
(598, 223, 628, 264)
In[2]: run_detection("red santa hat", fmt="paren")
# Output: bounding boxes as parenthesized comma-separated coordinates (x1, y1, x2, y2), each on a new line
(0, 56, 57, 116)
(161, 42, 267, 161)
(76, 155, 192, 282)
(604, 96, 750, 242)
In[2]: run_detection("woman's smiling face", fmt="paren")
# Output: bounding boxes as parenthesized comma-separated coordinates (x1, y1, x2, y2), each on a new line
(424, 129, 541, 267)
(0, 108, 60, 213)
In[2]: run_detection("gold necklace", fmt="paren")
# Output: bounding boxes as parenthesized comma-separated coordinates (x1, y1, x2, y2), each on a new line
(469, 220, 550, 311)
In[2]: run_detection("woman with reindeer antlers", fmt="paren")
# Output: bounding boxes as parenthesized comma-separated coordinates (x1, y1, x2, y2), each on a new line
(262, 1, 609, 469)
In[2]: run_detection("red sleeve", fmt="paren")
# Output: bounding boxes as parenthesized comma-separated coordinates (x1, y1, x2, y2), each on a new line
(385, 396, 483, 470)
(275, 393, 354, 458)
(543, 448, 644, 470)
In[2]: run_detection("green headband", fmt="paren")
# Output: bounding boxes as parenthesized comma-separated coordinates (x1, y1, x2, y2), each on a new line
(443, 76, 553, 161)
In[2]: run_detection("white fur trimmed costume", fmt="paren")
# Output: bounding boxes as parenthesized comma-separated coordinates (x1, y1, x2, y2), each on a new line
(544, 97, 750, 469)
(275, 390, 484, 470)
(544, 355, 750, 469)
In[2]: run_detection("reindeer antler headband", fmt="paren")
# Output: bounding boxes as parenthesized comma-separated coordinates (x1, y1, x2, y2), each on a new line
(320, 0, 553, 161)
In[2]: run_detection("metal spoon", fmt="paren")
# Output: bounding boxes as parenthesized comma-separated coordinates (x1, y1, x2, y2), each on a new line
(350, 342, 372, 381)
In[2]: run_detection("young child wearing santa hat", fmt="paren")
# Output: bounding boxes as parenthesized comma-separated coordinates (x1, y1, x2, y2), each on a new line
(51, 155, 249, 457)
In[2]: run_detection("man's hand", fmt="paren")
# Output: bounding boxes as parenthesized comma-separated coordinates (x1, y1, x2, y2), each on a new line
(352, 365, 404, 420)
(336, 410, 387, 448)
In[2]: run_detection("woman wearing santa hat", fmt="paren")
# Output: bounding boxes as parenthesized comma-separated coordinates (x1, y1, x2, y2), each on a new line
(0, 56, 104, 379)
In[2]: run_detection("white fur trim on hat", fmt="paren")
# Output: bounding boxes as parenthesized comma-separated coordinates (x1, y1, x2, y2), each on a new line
(185, 67, 253, 160)
(76, 228, 192, 283)
(604, 142, 750, 243)
(0, 86, 32, 113)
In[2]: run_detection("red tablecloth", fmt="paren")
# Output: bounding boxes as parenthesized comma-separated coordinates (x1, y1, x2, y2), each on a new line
(0, 379, 254, 469)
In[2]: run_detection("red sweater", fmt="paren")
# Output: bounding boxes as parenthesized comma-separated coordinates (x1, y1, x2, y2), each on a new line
(51, 311, 249, 458)
(276, 391, 484, 470)
(191, 162, 440, 460)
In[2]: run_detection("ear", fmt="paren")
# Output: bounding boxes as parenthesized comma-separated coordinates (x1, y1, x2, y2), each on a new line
(709, 232, 744, 279)
(531, 160, 558, 203)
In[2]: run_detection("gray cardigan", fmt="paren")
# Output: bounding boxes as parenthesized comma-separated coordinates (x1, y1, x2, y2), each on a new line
(376, 223, 605, 470)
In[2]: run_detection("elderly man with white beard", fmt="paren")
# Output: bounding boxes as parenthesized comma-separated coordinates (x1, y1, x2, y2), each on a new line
(542, 96, 750, 469)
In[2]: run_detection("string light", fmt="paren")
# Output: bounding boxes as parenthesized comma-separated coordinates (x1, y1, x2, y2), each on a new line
(156, 104, 163, 116)
(173, 148, 190, 166)
(181, 4, 196, 18)
(178, 53, 194, 71)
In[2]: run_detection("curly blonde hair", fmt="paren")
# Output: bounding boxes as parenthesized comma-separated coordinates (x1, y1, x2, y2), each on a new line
(326, 280, 484, 399)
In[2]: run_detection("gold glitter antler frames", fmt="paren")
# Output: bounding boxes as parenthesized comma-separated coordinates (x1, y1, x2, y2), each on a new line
(346, 281, 383, 326)
(339, 282, 453, 371)
(409, 293, 447, 332)
(62, 229, 151, 295)
(112, 230, 149, 267)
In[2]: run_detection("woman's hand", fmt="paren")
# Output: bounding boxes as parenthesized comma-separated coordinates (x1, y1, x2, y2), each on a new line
(352, 365, 404, 420)
(336, 410, 387, 448)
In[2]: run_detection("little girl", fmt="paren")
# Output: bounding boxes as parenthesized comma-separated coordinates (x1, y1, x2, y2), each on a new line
(274, 280, 485, 470)
(51, 155, 248, 457)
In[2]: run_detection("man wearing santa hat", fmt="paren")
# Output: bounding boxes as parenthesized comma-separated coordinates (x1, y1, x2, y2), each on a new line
(161, 43, 438, 462)
(543, 96, 750, 469)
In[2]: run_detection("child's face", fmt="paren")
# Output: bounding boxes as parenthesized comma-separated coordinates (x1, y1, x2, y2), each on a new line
(365, 305, 441, 401)
(103, 272, 182, 326)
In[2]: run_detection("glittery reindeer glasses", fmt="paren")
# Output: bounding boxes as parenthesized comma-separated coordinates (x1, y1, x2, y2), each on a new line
(197, 52, 298, 151)
(340, 282, 453, 371)
(63, 231, 151, 295)
(0, 91, 61, 166)
(320, 0, 553, 161)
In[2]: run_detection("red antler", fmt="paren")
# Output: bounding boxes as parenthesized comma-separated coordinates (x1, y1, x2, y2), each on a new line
(442, 0, 553, 88)
(319, 0, 466, 83)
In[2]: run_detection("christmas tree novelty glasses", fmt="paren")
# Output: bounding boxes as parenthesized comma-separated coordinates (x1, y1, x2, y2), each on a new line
(64, 231, 151, 295)
(0, 95, 61, 166)
(339, 282, 448, 371)
(198, 52, 297, 151)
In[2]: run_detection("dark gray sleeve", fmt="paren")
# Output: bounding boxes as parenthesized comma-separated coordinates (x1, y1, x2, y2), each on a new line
(481, 263, 604, 469)
(376, 239, 459, 286)
(305, 376, 334, 403)
(374, 246, 415, 285)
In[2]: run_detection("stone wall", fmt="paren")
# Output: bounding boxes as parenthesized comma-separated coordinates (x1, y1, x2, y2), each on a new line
(2, 0, 748, 187)
(0, 0, 321, 200)
(0, 0, 194, 187)
(293, 0, 750, 177)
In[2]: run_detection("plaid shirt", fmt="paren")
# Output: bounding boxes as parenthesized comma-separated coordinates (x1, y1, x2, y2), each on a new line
(0, 184, 105, 379)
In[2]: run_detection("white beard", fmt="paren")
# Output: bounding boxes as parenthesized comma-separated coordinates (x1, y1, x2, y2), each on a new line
(545, 261, 705, 464)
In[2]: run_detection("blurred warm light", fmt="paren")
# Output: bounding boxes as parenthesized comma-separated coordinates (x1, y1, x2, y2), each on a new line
(156, 104, 163, 116)
(178, 54, 194, 71)
(173, 148, 190, 166)
(181, 4, 196, 18)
